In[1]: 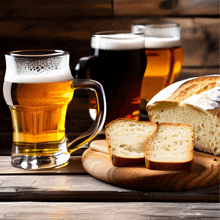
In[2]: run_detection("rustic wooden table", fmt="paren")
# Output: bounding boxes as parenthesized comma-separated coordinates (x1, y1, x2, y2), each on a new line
(0, 135, 219, 220)
(0, 72, 219, 219)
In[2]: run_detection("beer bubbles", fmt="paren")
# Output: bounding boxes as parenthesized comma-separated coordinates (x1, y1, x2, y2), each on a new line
(4, 50, 73, 83)
(91, 32, 145, 51)
(3, 50, 107, 169)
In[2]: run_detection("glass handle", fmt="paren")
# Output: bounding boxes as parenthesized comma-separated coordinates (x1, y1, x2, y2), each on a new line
(73, 55, 96, 79)
(67, 79, 106, 154)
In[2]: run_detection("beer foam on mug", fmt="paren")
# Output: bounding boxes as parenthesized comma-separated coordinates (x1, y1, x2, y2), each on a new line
(5, 54, 73, 83)
(144, 37, 181, 49)
(91, 33, 145, 50)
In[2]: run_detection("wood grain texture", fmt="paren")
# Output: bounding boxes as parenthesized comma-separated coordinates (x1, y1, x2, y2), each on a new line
(0, 202, 219, 219)
(0, 180, 219, 203)
(0, 156, 86, 174)
(0, 0, 112, 19)
(0, 0, 218, 19)
(0, 18, 219, 68)
(114, 0, 219, 16)
(114, 0, 174, 16)
(82, 140, 220, 192)
(175, 0, 219, 16)
(0, 155, 218, 202)
(0, 173, 218, 202)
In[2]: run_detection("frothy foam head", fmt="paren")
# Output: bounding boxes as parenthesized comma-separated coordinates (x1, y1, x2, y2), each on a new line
(91, 32, 145, 50)
(4, 50, 73, 83)
(145, 37, 181, 49)
(131, 22, 181, 49)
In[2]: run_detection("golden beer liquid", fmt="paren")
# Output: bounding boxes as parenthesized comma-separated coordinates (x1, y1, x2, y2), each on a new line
(4, 80, 74, 155)
(140, 46, 183, 102)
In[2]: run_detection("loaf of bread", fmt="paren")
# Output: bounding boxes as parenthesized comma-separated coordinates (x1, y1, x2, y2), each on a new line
(145, 123, 194, 171)
(147, 75, 220, 156)
(105, 119, 157, 167)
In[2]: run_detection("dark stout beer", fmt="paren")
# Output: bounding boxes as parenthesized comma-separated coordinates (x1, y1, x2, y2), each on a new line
(89, 32, 146, 122)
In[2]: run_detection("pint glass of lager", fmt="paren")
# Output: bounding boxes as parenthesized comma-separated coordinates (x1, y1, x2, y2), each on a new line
(3, 50, 106, 170)
(132, 21, 184, 120)
(74, 31, 146, 122)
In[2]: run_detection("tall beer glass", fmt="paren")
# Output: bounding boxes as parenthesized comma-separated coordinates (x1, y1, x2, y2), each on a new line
(73, 31, 146, 123)
(132, 21, 184, 120)
(3, 50, 106, 170)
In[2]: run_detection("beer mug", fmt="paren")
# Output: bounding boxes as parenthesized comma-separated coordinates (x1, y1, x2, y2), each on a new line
(132, 21, 184, 120)
(3, 50, 106, 170)
(73, 31, 147, 123)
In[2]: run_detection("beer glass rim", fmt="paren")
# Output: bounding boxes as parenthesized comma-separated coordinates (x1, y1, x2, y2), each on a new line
(91, 30, 145, 50)
(6, 49, 69, 58)
(132, 21, 180, 28)
(92, 30, 144, 39)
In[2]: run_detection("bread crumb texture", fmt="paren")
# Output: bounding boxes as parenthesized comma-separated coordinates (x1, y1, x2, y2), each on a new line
(150, 104, 220, 155)
(105, 119, 156, 158)
(146, 123, 194, 163)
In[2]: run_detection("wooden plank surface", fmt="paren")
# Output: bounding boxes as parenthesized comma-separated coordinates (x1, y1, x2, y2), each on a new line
(114, 0, 219, 16)
(0, 202, 219, 219)
(83, 140, 220, 192)
(0, 156, 86, 174)
(114, 0, 174, 16)
(0, 18, 219, 68)
(0, 0, 112, 19)
(1, 0, 218, 20)
(0, 171, 218, 202)
(174, 0, 219, 16)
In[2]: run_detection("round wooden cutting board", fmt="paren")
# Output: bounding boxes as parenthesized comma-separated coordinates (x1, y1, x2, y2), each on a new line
(82, 140, 219, 192)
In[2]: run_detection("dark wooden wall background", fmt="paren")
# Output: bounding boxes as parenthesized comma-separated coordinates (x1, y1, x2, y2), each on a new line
(0, 0, 219, 154)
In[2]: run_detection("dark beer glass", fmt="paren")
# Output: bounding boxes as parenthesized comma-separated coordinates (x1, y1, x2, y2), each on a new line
(74, 31, 147, 123)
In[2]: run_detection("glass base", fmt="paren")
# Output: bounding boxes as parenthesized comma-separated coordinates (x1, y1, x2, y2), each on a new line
(11, 138, 70, 170)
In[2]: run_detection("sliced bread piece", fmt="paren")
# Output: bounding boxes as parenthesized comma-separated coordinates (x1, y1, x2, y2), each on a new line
(145, 123, 194, 171)
(105, 118, 157, 167)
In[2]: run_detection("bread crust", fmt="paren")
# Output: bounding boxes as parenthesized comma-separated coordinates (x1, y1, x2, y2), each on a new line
(147, 75, 220, 156)
(145, 123, 194, 171)
(167, 75, 220, 102)
(145, 159, 193, 172)
(105, 118, 157, 167)
(111, 155, 145, 167)
(147, 75, 220, 118)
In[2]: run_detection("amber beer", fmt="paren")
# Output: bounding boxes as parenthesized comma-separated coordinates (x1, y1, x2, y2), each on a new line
(3, 50, 107, 170)
(3, 80, 74, 153)
(3, 50, 75, 158)
(140, 37, 183, 102)
(131, 21, 184, 120)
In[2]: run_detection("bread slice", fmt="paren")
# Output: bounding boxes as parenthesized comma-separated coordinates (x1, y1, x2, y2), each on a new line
(147, 75, 220, 156)
(145, 123, 194, 171)
(105, 119, 157, 167)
